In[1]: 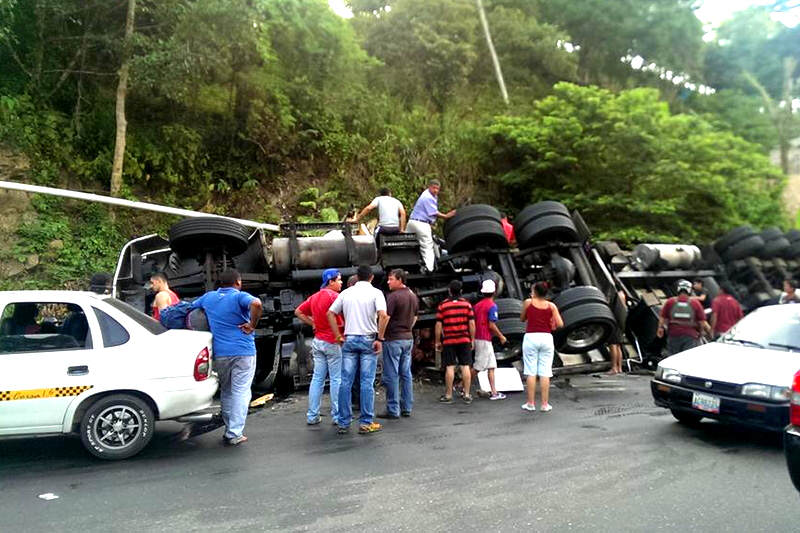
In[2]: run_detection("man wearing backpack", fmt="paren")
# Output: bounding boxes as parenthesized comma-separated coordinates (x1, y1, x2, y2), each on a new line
(190, 270, 263, 446)
(657, 279, 708, 355)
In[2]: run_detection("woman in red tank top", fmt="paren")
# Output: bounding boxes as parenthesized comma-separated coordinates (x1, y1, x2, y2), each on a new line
(520, 282, 563, 412)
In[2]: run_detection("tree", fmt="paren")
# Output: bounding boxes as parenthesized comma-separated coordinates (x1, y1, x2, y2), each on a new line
(110, 0, 135, 197)
(487, 83, 785, 244)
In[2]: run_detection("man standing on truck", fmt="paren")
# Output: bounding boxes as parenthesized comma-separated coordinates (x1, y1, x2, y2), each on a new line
(327, 265, 390, 435)
(295, 268, 344, 426)
(190, 270, 263, 446)
(379, 269, 419, 419)
(351, 188, 406, 236)
(406, 179, 456, 272)
(657, 279, 708, 355)
(150, 272, 179, 322)
(472, 279, 507, 400)
(710, 283, 743, 338)
(436, 280, 476, 404)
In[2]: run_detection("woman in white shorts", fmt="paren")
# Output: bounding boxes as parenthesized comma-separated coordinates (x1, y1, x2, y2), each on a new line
(520, 282, 563, 412)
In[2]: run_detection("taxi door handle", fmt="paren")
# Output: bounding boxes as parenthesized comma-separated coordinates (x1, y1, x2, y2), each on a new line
(67, 365, 89, 376)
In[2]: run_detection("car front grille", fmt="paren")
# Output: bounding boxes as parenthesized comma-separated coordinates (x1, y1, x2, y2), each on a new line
(682, 376, 740, 396)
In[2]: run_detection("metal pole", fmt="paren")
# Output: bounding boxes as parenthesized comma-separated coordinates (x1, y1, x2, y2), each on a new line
(0, 180, 279, 231)
(476, 0, 509, 105)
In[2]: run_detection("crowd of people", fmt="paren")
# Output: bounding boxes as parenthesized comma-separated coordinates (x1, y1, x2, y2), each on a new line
(145, 180, 800, 445)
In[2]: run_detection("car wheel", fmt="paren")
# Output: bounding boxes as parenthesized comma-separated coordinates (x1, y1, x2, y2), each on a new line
(514, 201, 578, 248)
(80, 394, 154, 460)
(670, 408, 703, 426)
(169, 217, 251, 257)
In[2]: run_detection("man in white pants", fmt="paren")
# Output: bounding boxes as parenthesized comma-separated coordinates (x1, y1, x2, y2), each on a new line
(406, 179, 455, 272)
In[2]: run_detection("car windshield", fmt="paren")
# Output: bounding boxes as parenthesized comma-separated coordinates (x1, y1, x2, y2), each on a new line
(721, 306, 800, 351)
(103, 297, 167, 335)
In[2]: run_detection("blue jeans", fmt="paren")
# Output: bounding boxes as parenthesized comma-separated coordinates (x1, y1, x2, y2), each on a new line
(307, 338, 342, 423)
(338, 335, 378, 427)
(382, 339, 414, 416)
(214, 356, 256, 439)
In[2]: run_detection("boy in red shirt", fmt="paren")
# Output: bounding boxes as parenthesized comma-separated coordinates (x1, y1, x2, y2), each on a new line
(472, 279, 507, 400)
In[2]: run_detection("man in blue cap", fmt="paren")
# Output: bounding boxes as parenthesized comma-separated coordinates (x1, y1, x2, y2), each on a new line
(295, 268, 344, 425)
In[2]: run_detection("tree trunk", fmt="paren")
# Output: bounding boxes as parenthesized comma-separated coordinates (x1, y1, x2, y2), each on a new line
(110, 0, 136, 197)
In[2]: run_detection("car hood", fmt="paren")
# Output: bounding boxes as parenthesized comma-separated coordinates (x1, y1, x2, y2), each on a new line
(659, 341, 800, 388)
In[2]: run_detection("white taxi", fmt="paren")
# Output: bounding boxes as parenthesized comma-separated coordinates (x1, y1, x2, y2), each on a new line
(0, 291, 217, 460)
(652, 304, 800, 432)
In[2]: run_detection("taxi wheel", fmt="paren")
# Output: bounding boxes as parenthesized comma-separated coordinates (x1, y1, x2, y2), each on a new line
(80, 394, 154, 460)
(670, 408, 703, 427)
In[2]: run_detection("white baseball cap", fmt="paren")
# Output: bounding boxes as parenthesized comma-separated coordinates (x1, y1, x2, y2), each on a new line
(480, 279, 496, 294)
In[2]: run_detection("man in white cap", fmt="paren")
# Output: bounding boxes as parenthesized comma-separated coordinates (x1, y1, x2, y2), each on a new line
(472, 279, 507, 400)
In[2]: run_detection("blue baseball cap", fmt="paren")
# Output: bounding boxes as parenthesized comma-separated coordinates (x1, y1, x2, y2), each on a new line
(321, 268, 341, 289)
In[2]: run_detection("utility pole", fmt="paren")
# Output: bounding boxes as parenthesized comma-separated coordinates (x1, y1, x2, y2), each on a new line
(476, 0, 508, 105)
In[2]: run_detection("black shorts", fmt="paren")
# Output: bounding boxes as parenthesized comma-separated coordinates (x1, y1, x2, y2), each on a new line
(442, 343, 473, 367)
(607, 328, 624, 345)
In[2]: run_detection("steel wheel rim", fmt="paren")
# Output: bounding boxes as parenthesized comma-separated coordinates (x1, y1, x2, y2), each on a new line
(566, 324, 606, 349)
(92, 405, 143, 450)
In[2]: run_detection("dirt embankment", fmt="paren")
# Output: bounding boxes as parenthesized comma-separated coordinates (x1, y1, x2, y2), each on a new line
(0, 145, 38, 279)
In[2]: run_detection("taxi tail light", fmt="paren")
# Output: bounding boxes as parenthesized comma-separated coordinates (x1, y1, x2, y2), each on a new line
(790, 369, 800, 426)
(194, 347, 210, 382)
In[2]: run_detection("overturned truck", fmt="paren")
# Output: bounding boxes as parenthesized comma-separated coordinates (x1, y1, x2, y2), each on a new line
(113, 201, 623, 390)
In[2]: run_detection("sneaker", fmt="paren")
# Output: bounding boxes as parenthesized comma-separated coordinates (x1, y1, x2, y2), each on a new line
(401, 411, 411, 417)
(307, 416, 321, 425)
(463, 395, 473, 404)
(226, 435, 248, 446)
(358, 422, 383, 434)
(540, 403, 553, 412)
(439, 395, 454, 404)
(377, 411, 400, 419)
(489, 392, 507, 401)
(337, 425, 350, 435)
(521, 403, 536, 411)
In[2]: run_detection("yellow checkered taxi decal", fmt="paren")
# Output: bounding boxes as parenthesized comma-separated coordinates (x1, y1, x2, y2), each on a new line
(0, 385, 93, 402)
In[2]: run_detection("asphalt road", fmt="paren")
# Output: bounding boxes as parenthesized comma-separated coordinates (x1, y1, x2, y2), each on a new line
(1, 373, 798, 532)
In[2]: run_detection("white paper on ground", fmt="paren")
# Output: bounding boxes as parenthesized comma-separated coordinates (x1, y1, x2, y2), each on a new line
(477, 368, 524, 392)
(38, 493, 59, 501)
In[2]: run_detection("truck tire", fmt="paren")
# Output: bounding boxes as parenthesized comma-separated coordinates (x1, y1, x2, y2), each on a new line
(552, 287, 616, 354)
(713, 226, 755, 255)
(443, 204, 501, 236)
(759, 228, 791, 259)
(444, 220, 508, 253)
(169, 217, 251, 257)
(495, 343, 522, 363)
(495, 298, 523, 319)
(496, 317, 526, 337)
(514, 202, 579, 248)
(80, 394, 154, 460)
(720, 234, 765, 262)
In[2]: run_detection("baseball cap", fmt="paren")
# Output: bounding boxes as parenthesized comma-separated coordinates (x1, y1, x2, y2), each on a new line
(321, 268, 341, 289)
(480, 279, 496, 294)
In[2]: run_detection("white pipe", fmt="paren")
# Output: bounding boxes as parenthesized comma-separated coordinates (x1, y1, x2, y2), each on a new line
(0, 180, 280, 231)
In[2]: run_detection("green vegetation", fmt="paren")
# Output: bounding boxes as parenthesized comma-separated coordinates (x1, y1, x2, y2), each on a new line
(0, 0, 798, 287)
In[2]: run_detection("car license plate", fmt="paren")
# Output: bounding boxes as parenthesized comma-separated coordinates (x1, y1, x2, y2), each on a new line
(692, 392, 720, 414)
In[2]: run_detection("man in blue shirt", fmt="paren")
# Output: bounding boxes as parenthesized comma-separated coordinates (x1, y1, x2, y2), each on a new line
(407, 179, 455, 272)
(191, 269, 262, 445)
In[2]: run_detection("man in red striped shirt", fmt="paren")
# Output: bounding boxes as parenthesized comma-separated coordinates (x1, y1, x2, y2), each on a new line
(435, 280, 476, 404)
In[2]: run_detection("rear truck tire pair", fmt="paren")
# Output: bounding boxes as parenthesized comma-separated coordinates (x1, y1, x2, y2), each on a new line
(713, 226, 764, 262)
(552, 286, 616, 354)
(513, 201, 579, 249)
(80, 394, 155, 460)
(169, 217, 251, 257)
(759, 227, 791, 259)
(443, 204, 508, 253)
(494, 298, 525, 362)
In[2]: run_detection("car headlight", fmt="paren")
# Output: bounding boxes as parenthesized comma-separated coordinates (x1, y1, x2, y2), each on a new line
(741, 383, 790, 401)
(657, 367, 682, 384)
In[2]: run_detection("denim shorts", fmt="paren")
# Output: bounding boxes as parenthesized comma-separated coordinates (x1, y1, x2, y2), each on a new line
(522, 332, 554, 377)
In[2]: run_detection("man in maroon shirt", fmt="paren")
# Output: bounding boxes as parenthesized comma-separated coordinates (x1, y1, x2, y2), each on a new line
(710, 283, 744, 338)
(657, 279, 709, 355)
(295, 268, 344, 425)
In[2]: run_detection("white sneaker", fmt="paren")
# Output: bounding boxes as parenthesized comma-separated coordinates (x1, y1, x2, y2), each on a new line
(540, 403, 552, 412)
(521, 403, 536, 411)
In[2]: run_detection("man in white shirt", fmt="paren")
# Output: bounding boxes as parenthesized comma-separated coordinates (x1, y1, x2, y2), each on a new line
(327, 265, 390, 435)
(352, 188, 406, 235)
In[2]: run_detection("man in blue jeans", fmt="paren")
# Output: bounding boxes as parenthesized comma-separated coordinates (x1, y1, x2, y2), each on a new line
(191, 269, 262, 446)
(294, 268, 344, 425)
(379, 269, 418, 419)
(327, 265, 389, 435)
